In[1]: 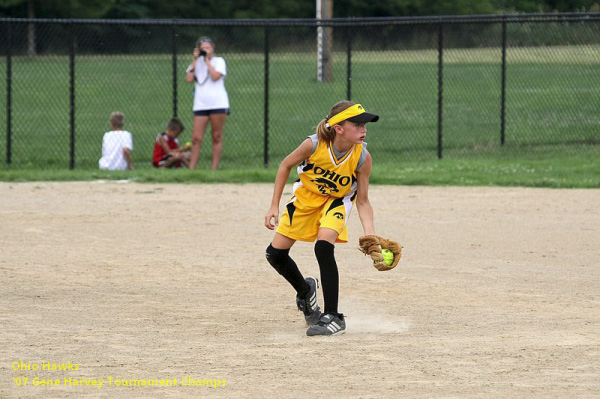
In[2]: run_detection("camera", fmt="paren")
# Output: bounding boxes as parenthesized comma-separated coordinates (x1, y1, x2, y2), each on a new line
(199, 49, 207, 57)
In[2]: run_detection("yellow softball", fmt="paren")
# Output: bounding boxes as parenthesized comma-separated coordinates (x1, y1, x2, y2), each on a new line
(382, 249, 394, 266)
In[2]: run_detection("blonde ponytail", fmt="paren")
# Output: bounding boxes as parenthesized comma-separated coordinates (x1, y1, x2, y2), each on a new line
(316, 118, 336, 143)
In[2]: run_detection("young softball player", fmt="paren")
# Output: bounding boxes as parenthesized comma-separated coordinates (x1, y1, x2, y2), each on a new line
(264, 100, 379, 336)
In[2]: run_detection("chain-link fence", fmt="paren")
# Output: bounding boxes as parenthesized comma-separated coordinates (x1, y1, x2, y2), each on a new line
(1, 13, 599, 169)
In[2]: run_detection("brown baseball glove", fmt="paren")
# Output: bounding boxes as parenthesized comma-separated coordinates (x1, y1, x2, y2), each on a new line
(358, 235, 403, 271)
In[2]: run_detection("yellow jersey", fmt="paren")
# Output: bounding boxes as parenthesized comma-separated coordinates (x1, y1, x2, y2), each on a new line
(296, 135, 364, 199)
(276, 134, 367, 242)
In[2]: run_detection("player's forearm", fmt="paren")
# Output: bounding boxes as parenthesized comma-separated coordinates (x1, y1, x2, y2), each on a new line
(357, 201, 375, 236)
(270, 164, 292, 208)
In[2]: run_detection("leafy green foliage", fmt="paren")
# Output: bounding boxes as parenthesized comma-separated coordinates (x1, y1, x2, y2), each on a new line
(2, 0, 600, 19)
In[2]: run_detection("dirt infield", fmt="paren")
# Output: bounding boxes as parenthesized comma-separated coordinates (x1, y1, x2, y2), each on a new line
(1, 182, 599, 398)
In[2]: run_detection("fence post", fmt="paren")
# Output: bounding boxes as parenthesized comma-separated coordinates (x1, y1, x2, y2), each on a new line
(6, 22, 12, 165)
(171, 24, 178, 117)
(437, 23, 444, 160)
(69, 23, 76, 170)
(500, 18, 507, 146)
(263, 26, 270, 167)
(346, 27, 352, 101)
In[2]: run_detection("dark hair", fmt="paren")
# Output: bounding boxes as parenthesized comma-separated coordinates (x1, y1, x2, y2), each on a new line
(167, 117, 184, 133)
(315, 101, 355, 143)
(196, 37, 214, 50)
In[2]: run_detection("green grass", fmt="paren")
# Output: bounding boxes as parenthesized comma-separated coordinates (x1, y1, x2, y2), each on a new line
(1, 46, 599, 187)
(1, 153, 598, 188)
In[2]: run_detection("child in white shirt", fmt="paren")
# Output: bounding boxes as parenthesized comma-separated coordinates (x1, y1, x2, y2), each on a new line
(99, 111, 133, 171)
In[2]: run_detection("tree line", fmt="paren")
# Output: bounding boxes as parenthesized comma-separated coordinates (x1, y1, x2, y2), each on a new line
(2, 0, 599, 20)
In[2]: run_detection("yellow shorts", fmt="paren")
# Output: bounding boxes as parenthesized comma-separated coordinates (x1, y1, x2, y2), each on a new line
(276, 185, 356, 243)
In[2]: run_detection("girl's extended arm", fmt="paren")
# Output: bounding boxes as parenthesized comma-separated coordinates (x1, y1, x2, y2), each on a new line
(186, 49, 199, 83)
(355, 152, 375, 236)
(206, 58, 223, 81)
(264, 138, 313, 230)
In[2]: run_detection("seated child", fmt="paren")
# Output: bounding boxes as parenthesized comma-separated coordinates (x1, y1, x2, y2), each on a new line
(152, 117, 191, 168)
(99, 111, 133, 170)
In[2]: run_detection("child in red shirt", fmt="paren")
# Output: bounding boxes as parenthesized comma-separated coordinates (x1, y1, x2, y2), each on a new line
(152, 117, 191, 168)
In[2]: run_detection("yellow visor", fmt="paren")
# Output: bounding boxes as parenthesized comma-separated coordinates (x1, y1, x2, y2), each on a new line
(326, 103, 379, 127)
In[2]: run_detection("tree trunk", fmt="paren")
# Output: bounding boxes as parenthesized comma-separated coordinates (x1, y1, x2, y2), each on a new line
(324, 0, 333, 82)
(317, 0, 334, 82)
(27, 0, 36, 57)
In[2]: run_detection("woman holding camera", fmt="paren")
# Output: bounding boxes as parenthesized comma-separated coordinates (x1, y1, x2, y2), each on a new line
(186, 37, 230, 170)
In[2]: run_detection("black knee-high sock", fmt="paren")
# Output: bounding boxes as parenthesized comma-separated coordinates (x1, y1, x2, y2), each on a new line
(314, 240, 339, 315)
(266, 244, 309, 296)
